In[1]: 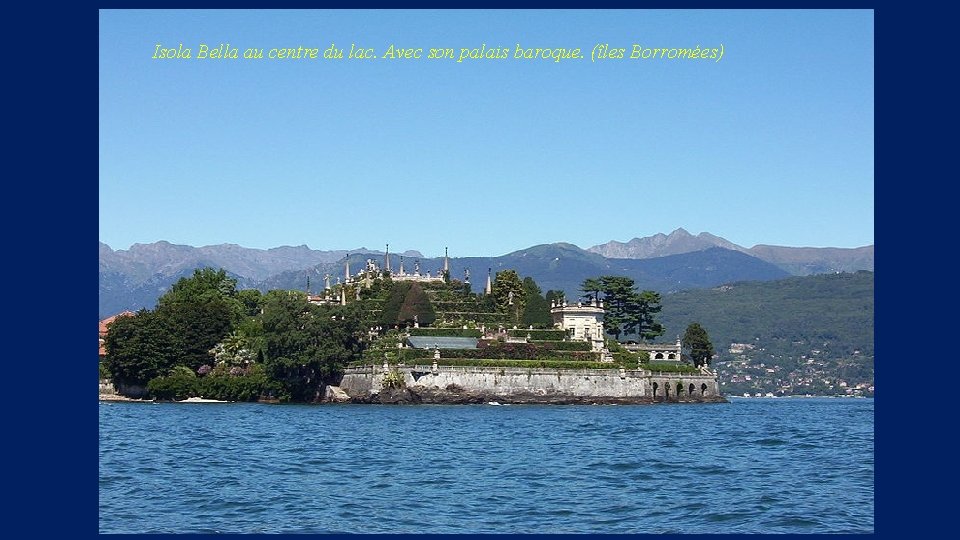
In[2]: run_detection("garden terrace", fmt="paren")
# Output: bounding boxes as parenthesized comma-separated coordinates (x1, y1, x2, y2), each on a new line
(507, 329, 566, 340)
(408, 328, 483, 338)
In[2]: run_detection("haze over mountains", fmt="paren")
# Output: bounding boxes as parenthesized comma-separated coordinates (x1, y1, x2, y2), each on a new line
(98, 230, 874, 318)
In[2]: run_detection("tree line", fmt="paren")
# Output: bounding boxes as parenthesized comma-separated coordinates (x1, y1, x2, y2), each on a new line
(103, 268, 368, 402)
(101, 267, 716, 402)
(580, 275, 714, 367)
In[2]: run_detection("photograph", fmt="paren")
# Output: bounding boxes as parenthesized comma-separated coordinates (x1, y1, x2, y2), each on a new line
(99, 9, 874, 534)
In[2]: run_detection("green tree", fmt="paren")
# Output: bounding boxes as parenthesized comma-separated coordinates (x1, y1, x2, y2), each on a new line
(379, 282, 405, 327)
(583, 275, 665, 343)
(397, 283, 436, 326)
(634, 290, 665, 341)
(155, 268, 242, 370)
(597, 276, 639, 341)
(580, 278, 602, 303)
(259, 290, 365, 401)
(520, 277, 552, 327)
(492, 270, 526, 324)
(237, 288, 264, 317)
(147, 365, 198, 400)
(545, 290, 565, 305)
(683, 322, 716, 367)
(158, 268, 243, 322)
(103, 309, 179, 386)
(380, 282, 436, 328)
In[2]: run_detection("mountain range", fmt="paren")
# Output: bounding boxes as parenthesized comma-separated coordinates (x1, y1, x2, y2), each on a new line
(587, 228, 873, 275)
(98, 230, 873, 318)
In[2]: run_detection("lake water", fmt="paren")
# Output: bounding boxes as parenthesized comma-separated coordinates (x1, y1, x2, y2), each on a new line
(99, 397, 873, 533)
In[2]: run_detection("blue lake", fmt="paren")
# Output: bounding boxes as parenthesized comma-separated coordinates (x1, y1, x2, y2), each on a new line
(99, 397, 873, 533)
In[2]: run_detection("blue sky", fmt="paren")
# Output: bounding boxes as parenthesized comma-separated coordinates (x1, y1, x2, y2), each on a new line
(99, 9, 873, 257)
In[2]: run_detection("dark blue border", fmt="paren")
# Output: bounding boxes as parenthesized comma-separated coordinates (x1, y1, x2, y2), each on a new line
(18, 2, 901, 538)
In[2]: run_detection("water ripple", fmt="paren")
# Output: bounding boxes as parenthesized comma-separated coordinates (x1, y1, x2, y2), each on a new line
(100, 398, 873, 533)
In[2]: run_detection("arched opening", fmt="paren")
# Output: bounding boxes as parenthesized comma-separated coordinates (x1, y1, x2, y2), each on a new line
(655, 353, 664, 360)
(664, 383, 670, 400)
(676, 382, 683, 396)
(689, 383, 696, 395)
(668, 353, 675, 360)
(701, 383, 708, 396)
(652, 381, 659, 399)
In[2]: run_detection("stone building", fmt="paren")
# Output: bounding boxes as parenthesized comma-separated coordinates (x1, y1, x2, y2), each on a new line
(550, 298, 606, 352)
(624, 337, 684, 362)
(306, 245, 452, 307)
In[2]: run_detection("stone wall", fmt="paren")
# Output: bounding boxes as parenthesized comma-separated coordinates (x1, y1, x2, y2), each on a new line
(338, 365, 723, 404)
(111, 380, 148, 399)
(99, 378, 116, 395)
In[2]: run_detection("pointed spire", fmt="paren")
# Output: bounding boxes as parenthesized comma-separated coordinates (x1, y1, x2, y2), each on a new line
(485, 268, 492, 295)
(399, 256, 405, 275)
(444, 247, 449, 273)
(324, 273, 331, 290)
(345, 254, 351, 281)
(385, 244, 391, 273)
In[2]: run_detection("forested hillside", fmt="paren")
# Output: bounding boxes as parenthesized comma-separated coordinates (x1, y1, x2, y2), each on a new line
(659, 271, 874, 396)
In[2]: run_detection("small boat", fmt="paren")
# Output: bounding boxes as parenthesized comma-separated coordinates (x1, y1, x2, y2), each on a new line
(486, 401, 502, 406)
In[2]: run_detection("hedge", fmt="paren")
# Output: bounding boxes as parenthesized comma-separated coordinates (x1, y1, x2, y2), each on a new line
(408, 328, 482, 338)
(506, 329, 566, 340)
(442, 346, 597, 362)
(362, 347, 432, 361)
(528, 340, 592, 351)
(427, 358, 618, 370)
(147, 372, 198, 401)
(435, 313, 512, 324)
(644, 362, 698, 373)
(147, 369, 273, 401)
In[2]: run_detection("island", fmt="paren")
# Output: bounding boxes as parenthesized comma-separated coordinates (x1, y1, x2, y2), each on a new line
(99, 247, 725, 404)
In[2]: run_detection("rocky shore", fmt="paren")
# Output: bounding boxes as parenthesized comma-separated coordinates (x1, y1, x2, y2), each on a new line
(99, 394, 153, 403)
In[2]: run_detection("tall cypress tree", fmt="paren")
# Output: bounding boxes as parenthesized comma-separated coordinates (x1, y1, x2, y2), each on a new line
(520, 276, 551, 327)
(398, 283, 436, 326)
(683, 322, 715, 367)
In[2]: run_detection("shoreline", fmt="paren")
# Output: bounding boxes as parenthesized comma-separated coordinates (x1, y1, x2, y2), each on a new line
(99, 394, 873, 404)
(99, 395, 231, 403)
(99, 394, 153, 403)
